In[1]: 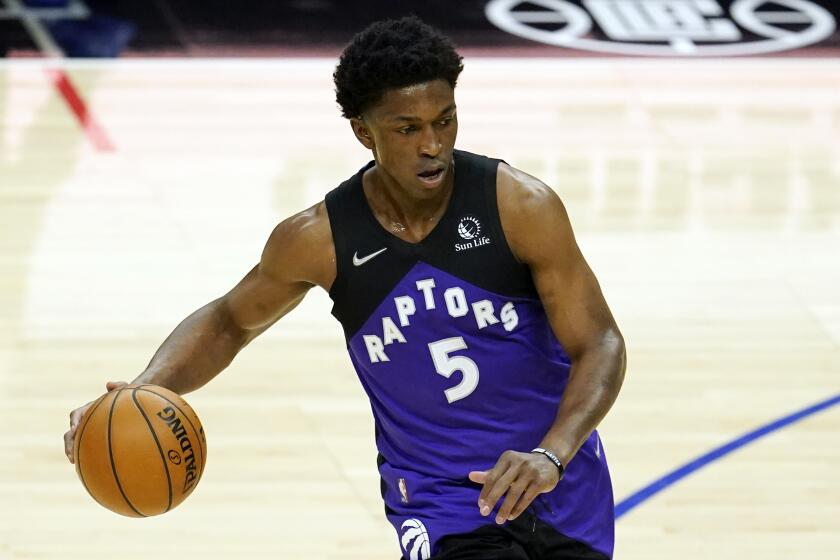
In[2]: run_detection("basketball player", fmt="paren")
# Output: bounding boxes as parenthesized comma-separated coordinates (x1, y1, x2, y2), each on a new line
(64, 16, 626, 560)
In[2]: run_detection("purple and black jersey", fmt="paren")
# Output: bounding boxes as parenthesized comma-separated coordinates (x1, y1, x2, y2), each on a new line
(325, 150, 614, 559)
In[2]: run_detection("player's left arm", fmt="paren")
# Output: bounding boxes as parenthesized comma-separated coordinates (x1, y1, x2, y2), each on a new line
(469, 162, 627, 524)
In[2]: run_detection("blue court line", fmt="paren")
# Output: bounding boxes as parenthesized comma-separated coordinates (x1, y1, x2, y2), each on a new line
(615, 392, 840, 519)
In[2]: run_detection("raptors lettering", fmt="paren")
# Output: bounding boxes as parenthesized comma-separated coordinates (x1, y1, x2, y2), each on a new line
(361, 277, 519, 364)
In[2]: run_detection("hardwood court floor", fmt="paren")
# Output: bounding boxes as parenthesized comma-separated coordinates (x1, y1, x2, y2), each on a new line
(0, 58, 838, 559)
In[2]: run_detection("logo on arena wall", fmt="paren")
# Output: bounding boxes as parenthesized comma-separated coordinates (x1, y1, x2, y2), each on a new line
(400, 518, 431, 560)
(485, 0, 836, 56)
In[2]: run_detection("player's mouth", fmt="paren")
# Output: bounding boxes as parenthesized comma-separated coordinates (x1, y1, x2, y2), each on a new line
(417, 165, 447, 186)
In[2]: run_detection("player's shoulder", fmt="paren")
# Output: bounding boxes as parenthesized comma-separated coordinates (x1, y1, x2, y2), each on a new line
(495, 161, 575, 265)
(496, 161, 568, 223)
(262, 200, 335, 290)
(266, 200, 331, 247)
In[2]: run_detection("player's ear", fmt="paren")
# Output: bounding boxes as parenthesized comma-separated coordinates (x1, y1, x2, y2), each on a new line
(350, 117, 375, 150)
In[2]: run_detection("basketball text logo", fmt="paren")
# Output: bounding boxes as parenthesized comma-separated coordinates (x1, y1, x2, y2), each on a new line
(156, 406, 199, 493)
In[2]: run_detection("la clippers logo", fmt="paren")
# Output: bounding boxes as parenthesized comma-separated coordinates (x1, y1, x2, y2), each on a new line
(486, 0, 836, 56)
(455, 216, 491, 252)
(400, 518, 431, 560)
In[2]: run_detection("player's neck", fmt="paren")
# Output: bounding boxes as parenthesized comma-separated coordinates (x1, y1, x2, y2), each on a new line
(365, 165, 455, 239)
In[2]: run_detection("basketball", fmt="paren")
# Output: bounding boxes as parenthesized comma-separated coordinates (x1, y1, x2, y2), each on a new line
(73, 384, 207, 517)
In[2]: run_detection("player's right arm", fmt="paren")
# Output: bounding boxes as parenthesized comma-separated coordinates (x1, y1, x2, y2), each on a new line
(64, 202, 335, 463)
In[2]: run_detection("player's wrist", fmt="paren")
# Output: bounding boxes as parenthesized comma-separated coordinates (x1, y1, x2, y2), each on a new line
(530, 447, 565, 480)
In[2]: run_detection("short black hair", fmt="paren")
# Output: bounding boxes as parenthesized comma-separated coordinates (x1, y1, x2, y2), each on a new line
(333, 16, 464, 119)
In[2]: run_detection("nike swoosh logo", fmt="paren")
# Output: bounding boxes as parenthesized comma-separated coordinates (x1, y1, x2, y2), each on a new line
(353, 247, 388, 267)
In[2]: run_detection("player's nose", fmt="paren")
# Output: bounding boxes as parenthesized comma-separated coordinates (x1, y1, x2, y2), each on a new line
(418, 125, 441, 158)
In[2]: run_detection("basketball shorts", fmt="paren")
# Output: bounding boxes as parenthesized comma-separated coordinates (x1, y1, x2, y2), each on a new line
(398, 507, 610, 560)
(381, 432, 614, 559)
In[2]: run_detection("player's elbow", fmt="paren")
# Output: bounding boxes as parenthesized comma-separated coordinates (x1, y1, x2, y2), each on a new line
(604, 327, 627, 391)
(579, 326, 626, 390)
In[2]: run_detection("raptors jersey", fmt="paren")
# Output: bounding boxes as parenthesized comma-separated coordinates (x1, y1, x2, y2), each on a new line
(325, 150, 614, 559)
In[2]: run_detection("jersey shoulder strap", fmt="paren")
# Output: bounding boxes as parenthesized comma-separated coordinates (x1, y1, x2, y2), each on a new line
(421, 150, 538, 300)
(324, 162, 418, 337)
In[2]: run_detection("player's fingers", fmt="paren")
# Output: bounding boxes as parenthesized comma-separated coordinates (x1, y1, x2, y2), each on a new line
(106, 381, 128, 392)
(69, 406, 84, 428)
(477, 451, 517, 504)
(495, 477, 531, 524)
(66, 400, 94, 463)
(476, 464, 502, 505)
(476, 460, 505, 507)
(507, 483, 542, 521)
(65, 410, 84, 463)
(479, 461, 521, 517)
(468, 470, 488, 484)
(64, 428, 75, 463)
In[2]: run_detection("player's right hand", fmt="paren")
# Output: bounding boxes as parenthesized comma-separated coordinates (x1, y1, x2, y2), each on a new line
(64, 381, 128, 464)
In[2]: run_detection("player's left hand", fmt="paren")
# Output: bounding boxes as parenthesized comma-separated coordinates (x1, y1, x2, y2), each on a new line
(468, 450, 561, 525)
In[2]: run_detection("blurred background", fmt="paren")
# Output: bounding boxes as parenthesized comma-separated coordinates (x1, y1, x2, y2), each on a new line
(3, 0, 840, 57)
(1, 1, 839, 559)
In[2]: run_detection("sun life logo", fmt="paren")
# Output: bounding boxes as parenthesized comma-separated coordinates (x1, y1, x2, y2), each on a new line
(457, 216, 482, 240)
(400, 518, 431, 560)
(455, 215, 491, 252)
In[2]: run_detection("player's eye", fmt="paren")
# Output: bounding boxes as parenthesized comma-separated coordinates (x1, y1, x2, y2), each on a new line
(398, 126, 416, 134)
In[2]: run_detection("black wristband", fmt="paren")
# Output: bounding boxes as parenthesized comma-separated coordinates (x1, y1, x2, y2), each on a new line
(531, 447, 565, 480)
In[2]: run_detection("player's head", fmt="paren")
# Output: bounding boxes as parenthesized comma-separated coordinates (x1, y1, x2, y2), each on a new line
(334, 16, 463, 121)
(334, 16, 464, 196)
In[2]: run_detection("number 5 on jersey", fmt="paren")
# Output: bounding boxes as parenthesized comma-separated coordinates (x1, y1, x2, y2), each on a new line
(428, 337, 479, 403)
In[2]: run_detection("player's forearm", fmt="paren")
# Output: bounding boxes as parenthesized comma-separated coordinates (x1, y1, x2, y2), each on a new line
(132, 298, 249, 395)
(538, 328, 626, 467)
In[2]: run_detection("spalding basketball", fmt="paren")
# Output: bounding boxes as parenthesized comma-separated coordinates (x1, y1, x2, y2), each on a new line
(73, 384, 207, 517)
